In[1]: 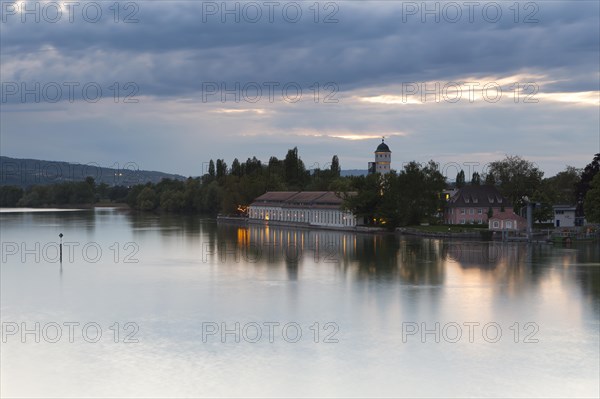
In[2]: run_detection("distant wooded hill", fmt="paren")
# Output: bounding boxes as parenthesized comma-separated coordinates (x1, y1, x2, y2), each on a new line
(0, 156, 187, 188)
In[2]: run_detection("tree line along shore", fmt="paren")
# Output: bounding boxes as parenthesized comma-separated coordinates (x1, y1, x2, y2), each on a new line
(1, 150, 599, 229)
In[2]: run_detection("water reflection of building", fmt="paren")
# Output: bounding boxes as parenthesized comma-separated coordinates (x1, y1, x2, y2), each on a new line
(445, 242, 527, 269)
(220, 223, 600, 307)
(228, 224, 448, 285)
(241, 223, 358, 262)
(248, 191, 356, 229)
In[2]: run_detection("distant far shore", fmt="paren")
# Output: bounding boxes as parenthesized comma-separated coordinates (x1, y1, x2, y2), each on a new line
(0, 203, 131, 211)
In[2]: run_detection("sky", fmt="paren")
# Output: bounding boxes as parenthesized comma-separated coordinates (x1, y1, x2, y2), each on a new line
(1, 0, 599, 178)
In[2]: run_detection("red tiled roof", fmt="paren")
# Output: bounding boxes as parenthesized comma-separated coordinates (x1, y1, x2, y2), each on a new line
(251, 191, 355, 208)
(253, 192, 299, 202)
(489, 211, 526, 222)
(447, 185, 511, 208)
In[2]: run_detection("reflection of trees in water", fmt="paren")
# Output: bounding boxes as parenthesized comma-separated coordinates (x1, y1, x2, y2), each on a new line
(352, 235, 446, 284)
(445, 241, 540, 290)
(218, 224, 448, 284)
(208, 222, 599, 306)
(573, 243, 600, 308)
(396, 238, 445, 285)
(444, 241, 529, 269)
(125, 211, 204, 235)
(353, 234, 402, 280)
(22, 209, 97, 232)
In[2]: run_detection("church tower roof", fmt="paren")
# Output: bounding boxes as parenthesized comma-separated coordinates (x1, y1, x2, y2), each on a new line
(375, 138, 391, 153)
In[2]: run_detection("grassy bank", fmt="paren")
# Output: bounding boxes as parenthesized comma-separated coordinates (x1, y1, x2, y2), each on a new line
(407, 225, 488, 233)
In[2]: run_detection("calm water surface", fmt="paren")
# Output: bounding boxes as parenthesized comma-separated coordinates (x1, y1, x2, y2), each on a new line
(1, 208, 599, 398)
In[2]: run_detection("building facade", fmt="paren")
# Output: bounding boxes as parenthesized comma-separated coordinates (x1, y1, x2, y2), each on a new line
(488, 211, 527, 231)
(444, 185, 512, 225)
(248, 191, 357, 229)
(368, 139, 391, 175)
(552, 205, 582, 227)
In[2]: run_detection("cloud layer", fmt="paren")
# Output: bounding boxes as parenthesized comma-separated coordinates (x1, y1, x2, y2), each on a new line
(1, 1, 599, 176)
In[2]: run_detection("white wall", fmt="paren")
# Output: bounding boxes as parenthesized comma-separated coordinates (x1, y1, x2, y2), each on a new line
(554, 210, 576, 227)
(249, 205, 356, 228)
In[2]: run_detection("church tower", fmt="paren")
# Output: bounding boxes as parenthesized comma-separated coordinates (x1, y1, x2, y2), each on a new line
(368, 138, 391, 174)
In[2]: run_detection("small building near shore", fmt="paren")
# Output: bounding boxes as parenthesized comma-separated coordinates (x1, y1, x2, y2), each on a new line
(248, 191, 357, 229)
(488, 211, 527, 231)
(552, 205, 582, 227)
(444, 185, 512, 225)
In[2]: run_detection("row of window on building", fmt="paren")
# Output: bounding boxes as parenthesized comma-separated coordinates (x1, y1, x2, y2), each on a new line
(458, 219, 485, 225)
(491, 220, 514, 229)
(248, 206, 357, 227)
(450, 208, 486, 215)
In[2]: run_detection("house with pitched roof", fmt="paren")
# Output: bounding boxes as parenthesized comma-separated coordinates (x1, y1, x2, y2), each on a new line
(488, 211, 527, 231)
(444, 185, 512, 225)
(248, 191, 357, 229)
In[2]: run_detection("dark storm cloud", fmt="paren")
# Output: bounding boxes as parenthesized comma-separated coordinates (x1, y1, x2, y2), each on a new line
(1, 1, 598, 100)
(1, 1, 598, 177)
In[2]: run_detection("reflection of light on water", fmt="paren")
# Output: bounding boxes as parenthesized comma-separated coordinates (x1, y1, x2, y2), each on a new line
(236, 228, 248, 246)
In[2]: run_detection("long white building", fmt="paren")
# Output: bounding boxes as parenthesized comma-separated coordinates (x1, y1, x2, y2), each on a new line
(248, 191, 357, 229)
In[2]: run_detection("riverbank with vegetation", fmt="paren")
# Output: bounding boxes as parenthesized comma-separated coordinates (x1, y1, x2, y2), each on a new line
(2, 150, 599, 229)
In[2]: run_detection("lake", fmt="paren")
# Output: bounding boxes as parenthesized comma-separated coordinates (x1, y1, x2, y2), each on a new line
(1, 208, 599, 398)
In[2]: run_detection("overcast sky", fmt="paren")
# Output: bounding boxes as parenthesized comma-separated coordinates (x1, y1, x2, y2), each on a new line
(1, 0, 599, 178)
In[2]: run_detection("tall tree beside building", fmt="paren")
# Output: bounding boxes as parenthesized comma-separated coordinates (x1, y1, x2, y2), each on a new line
(331, 155, 341, 178)
(343, 173, 382, 224)
(471, 172, 481, 185)
(284, 147, 308, 189)
(216, 159, 227, 179)
(231, 158, 242, 177)
(583, 173, 600, 223)
(487, 155, 544, 211)
(397, 161, 446, 225)
(455, 170, 466, 188)
(576, 153, 600, 217)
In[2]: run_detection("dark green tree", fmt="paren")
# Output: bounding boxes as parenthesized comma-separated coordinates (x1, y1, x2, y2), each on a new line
(331, 155, 341, 178)
(583, 173, 600, 223)
(576, 154, 600, 218)
(231, 158, 242, 177)
(484, 172, 496, 185)
(283, 147, 307, 189)
(0, 186, 23, 207)
(343, 173, 382, 225)
(455, 170, 466, 188)
(137, 187, 158, 211)
(487, 155, 544, 211)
